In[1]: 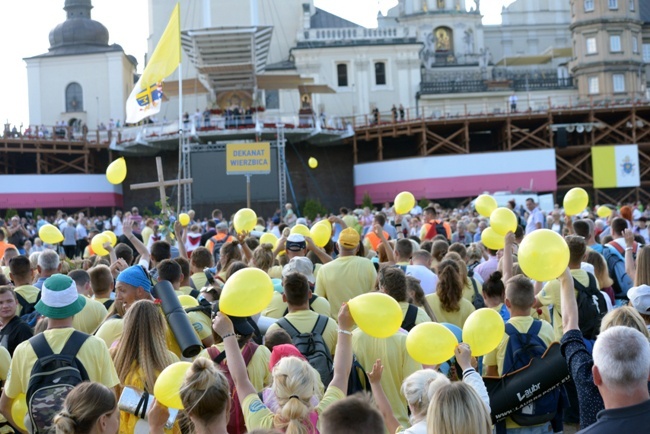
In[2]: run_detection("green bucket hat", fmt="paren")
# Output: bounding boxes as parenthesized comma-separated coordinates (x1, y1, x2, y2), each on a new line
(35, 274, 86, 319)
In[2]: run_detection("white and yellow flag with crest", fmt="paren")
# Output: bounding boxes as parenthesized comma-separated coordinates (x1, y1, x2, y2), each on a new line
(125, 3, 180, 123)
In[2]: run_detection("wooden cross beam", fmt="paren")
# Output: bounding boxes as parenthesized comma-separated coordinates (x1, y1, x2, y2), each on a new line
(130, 157, 192, 215)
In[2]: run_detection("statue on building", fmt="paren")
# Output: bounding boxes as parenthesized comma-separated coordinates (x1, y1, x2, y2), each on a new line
(435, 28, 451, 51)
(464, 29, 474, 54)
(475, 0, 480, 13)
(420, 31, 436, 69)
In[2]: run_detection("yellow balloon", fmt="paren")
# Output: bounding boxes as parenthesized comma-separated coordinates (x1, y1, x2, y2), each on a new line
(394, 191, 416, 215)
(462, 308, 506, 357)
(490, 207, 518, 236)
(106, 157, 127, 184)
(310, 221, 332, 247)
(291, 224, 311, 238)
(348, 293, 402, 338)
(564, 187, 589, 216)
(91, 234, 110, 256)
(220, 268, 274, 317)
(179, 213, 190, 227)
(475, 195, 498, 217)
(102, 231, 117, 247)
(518, 229, 569, 282)
(11, 393, 27, 431)
(597, 205, 612, 218)
(38, 224, 64, 244)
(178, 294, 199, 308)
(259, 232, 278, 249)
(406, 322, 459, 365)
(233, 208, 257, 233)
(308, 157, 318, 169)
(154, 362, 192, 410)
(481, 227, 505, 250)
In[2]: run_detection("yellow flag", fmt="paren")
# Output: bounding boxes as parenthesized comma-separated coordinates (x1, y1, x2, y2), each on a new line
(141, 3, 181, 87)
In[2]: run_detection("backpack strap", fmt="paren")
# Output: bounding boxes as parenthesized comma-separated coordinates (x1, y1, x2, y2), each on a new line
(470, 277, 479, 298)
(15, 292, 31, 313)
(284, 296, 320, 316)
(208, 346, 227, 365)
(189, 278, 197, 291)
(241, 342, 259, 365)
(102, 299, 114, 310)
(277, 318, 300, 340)
(189, 288, 200, 299)
(29, 333, 54, 360)
(311, 315, 330, 336)
(608, 241, 625, 255)
(402, 305, 418, 330)
(60, 331, 90, 357)
(527, 319, 542, 336)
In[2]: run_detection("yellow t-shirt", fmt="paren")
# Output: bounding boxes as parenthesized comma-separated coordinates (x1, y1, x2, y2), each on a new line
(267, 265, 282, 280)
(0, 345, 10, 381)
(4, 328, 119, 399)
(262, 292, 331, 320)
(462, 277, 482, 303)
(198, 343, 271, 391)
(266, 310, 338, 355)
(175, 287, 193, 296)
(315, 256, 377, 318)
(95, 318, 124, 348)
(242, 385, 346, 431)
(536, 269, 596, 341)
(72, 297, 108, 334)
(14, 285, 40, 316)
(187, 311, 212, 341)
(425, 293, 475, 328)
(141, 226, 154, 247)
(352, 330, 422, 427)
(398, 301, 430, 327)
(190, 273, 207, 290)
(483, 315, 555, 429)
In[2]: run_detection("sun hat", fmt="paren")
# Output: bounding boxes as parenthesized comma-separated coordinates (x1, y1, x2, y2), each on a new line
(35, 274, 87, 319)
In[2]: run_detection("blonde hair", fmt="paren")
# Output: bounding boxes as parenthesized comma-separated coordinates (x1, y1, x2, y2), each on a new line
(584, 250, 614, 288)
(635, 246, 650, 286)
(111, 300, 174, 392)
(426, 382, 491, 434)
(180, 358, 230, 425)
(401, 369, 449, 422)
(54, 382, 116, 434)
(271, 356, 322, 434)
(252, 243, 275, 271)
(601, 305, 650, 339)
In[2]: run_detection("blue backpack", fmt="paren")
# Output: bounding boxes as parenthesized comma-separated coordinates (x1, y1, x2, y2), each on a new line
(500, 320, 559, 427)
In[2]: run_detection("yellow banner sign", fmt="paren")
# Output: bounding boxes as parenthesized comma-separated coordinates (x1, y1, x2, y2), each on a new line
(226, 142, 272, 175)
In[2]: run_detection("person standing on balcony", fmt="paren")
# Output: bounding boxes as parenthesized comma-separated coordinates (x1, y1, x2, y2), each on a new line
(509, 93, 518, 112)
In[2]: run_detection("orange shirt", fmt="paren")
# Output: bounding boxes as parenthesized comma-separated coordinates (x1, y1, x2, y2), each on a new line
(364, 231, 389, 251)
(422, 220, 452, 240)
(205, 234, 234, 254)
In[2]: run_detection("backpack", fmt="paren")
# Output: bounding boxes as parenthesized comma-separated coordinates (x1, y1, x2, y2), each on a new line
(424, 220, 449, 241)
(608, 240, 639, 259)
(601, 245, 633, 297)
(277, 315, 334, 387)
(347, 355, 372, 395)
(16, 292, 42, 328)
(283, 294, 319, 317)
(188, 278, 201, 299)
(210, 234, 232, 265)
(500, 321, 560, 427)
(401, 304, 419, 332)
(185, 298, 213, 319)
(573, 274, 607, 340)
(102, 299, 114, 310)
(498, 303, 511, 322)
(26, 331, 90, 434)
(208, 342, 258, 434)
(470, 277, 486, 309)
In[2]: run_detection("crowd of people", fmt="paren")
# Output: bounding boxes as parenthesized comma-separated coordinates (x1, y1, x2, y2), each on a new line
(0, 196, 649, 434)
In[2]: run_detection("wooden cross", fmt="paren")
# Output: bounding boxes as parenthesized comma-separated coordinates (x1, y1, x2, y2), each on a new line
(130, 157, 192, 215)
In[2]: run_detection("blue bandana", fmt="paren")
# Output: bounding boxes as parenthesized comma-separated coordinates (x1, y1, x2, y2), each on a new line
(116, 265, 152, 293)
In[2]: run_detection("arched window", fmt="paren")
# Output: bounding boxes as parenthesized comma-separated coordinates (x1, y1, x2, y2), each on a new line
(65, 82, 83, 112)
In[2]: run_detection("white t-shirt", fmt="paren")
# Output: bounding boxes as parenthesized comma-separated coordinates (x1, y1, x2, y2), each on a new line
(111, 215, 123, 236)
(404, 264, 438, 295)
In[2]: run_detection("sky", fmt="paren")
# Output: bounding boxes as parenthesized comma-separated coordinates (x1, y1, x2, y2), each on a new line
(0, 0, 515, 127)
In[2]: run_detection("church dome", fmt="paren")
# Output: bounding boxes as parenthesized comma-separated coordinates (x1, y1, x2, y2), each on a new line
(48, 18, 109, 49)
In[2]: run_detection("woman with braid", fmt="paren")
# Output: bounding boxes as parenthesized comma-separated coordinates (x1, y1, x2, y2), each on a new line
(111, 300, 179, 434)
(425, 259, 475, 328)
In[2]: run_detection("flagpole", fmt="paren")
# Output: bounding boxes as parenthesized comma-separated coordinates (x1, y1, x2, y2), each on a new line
(177, 61, 183, 216)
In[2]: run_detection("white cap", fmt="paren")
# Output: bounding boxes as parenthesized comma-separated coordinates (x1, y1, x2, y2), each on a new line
(628, 285, 650, 315)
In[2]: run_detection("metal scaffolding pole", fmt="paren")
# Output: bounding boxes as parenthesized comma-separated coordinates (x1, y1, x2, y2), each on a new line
(276, 124, 287, 210)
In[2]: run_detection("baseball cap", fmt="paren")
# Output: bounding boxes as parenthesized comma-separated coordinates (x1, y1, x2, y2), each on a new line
(638, 216, 647, 222)
(628, 285, 650, 315)
(36, 274, 87, 319)
(338, 227, 360, 249)
(212, 301, 257, 336)
(282, 257, 315, 284)
(269, 344, 306, 370)
(296, 217, 308, 226)
(286, 234, 307, 252)
(216, 222, 229, 231)
(272, 216, 281, 224)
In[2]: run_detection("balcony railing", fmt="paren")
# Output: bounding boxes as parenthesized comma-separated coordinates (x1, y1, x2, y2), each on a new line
(297, 27, 412, 44)
(420, 77, 575, 95)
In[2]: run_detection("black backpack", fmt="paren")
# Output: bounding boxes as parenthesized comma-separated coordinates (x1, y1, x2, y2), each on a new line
(401, 304, 419, 332)
(347, 355, 372, 395)
(185, 298, 213, 319)
(283, 294, 319, 317)
(210, 235, 230, 266)
(102, 299, 114, 310)
(277, 315, 334, 387)
(470, 277, 486, 309)
(26, 331, 90, 434)
(573, 273, 607, 340)
(16, 292, 42, 328)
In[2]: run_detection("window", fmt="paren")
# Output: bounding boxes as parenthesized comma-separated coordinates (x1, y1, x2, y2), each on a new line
(630, 0, 635, 11)
(584, 0, 594, 12)
(613, 74, 625, 93)
(374, 62, 386, 86)
(337, 63, 348, 87)
(610, 35, 622, 52)
(643, 43, 650, 62)
(608, 0, 618, 9)
(265, 89, 279, 110)
(65, 82, 83, 112)
(586, 37, 597, 54)
(632, 35, 638, 53)
(588, 76, 599, 94)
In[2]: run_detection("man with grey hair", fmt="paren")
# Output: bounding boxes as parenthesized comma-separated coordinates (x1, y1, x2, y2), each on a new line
(579, 326, 650, 432)
(34, 249, 60, 289)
